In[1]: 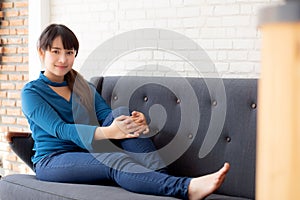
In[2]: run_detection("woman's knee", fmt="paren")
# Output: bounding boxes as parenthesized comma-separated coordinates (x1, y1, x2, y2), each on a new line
(112, 106, 131, 118)
(102, 106, 131, 127)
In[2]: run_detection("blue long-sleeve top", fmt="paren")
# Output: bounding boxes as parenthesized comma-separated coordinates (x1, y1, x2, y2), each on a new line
(21, 72, 112, 164)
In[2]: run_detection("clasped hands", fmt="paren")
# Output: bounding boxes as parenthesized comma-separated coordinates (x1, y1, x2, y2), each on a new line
(112, 111, 150, 139)
(95, 111, 150, 140)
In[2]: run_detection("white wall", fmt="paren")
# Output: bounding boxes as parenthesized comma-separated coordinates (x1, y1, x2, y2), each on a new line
(28, 0, 50, 80)
(47, 0, 282, 79)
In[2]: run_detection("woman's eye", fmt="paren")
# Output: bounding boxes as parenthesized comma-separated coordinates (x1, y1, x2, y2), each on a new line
(51, 50, 60, 54)
(67, 51, 74, 55)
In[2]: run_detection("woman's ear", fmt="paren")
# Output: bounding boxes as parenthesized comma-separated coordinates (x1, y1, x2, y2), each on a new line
(38, 48, 45, 61)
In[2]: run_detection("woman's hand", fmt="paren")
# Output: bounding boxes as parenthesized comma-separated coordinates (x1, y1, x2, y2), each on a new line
(94, 111, 149, 141)
(94, 115, 143, 140)
(131, 111, 150, 134)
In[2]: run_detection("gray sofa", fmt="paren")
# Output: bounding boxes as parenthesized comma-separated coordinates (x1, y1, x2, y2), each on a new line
(0, 76, 257, 200)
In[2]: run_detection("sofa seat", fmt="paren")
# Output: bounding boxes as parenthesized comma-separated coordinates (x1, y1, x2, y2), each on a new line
(0, 174, 252, 200)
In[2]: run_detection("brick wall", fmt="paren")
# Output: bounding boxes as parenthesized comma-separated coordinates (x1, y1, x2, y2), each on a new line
(50, 0, 282, 79)
(0, 0, 32, 176)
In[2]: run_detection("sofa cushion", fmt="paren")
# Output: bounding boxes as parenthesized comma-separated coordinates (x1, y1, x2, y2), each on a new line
(0, 174, 252, 200)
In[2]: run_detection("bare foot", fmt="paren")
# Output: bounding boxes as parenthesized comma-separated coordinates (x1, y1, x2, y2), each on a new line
(188, 163, 230, 200)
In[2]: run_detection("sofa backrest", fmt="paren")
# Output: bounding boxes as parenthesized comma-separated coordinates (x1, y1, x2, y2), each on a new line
(91, 76, 257, 199)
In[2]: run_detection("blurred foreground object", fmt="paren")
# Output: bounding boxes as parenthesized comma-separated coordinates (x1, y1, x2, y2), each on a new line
(257, 0, 300, 199)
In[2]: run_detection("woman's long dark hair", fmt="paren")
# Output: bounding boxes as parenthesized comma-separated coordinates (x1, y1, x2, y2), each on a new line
(37, 24, 94, 113)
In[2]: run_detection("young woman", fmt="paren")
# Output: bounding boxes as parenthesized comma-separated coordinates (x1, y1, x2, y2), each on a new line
(21, 23, 230, 200)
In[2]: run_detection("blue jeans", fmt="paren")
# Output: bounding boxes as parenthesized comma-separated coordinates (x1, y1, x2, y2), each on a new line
(35, 107, 191, 199)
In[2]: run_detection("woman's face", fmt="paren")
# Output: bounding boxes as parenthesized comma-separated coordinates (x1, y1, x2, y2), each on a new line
(39, 36, 76, 82)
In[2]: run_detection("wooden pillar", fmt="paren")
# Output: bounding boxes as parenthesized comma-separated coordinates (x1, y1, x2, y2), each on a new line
(257, 2, 300, 200)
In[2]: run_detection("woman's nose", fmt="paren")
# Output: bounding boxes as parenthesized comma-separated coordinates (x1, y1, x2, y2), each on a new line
(58, 53, 67, 63)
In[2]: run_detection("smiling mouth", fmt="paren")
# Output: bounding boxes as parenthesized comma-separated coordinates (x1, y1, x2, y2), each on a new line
(55, 65, 67, 69)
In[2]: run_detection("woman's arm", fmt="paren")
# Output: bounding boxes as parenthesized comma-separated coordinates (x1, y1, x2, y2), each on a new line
(22, 87, 97, 151)
(22, 86, 144, 150)
(93, 86, 112, 124)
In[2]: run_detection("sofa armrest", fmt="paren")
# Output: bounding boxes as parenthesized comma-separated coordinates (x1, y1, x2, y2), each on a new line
(5, 131, 34, 170)
(6, 131, 32, 143)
